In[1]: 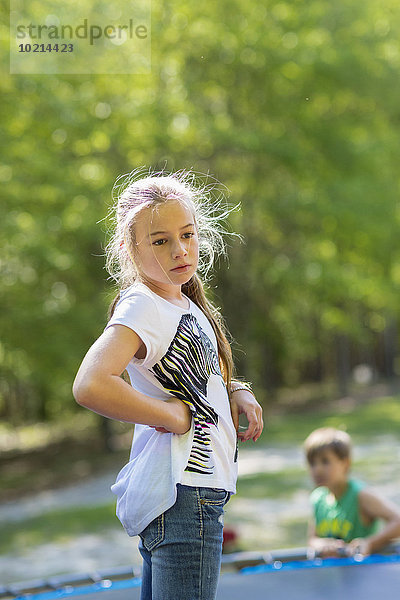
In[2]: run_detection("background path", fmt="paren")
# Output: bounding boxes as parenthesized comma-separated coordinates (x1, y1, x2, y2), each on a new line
(1, 437, 399, 585)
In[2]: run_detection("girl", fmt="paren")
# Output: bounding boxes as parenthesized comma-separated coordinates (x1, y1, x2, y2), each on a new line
(72, 169, 263, 600)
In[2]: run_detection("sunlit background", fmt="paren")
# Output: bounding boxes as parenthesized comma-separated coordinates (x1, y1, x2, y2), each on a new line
(1, 0, 400, 586)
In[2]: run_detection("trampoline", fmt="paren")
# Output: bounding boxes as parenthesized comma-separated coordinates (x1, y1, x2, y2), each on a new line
(2, 551, 400, 600)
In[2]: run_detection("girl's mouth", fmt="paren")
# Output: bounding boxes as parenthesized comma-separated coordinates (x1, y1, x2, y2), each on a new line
(171, 264, 191, 272)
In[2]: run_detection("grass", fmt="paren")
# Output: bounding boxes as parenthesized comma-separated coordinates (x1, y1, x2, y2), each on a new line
(0, 503, 117, 554)
(276, 518, 309, 550)
(259, 395, 400, 444)
(237, 469, 308, 499)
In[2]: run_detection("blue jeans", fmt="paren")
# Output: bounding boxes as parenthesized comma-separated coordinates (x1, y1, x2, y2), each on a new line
(138, 484, 231, 600)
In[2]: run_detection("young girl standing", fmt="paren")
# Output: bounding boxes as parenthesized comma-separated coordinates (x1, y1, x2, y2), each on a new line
(73, 169, 263, 600)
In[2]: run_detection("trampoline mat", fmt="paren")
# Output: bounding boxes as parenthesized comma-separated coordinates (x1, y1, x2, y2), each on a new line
(38, 558, 400, 600)
(218, 561, 400, 599)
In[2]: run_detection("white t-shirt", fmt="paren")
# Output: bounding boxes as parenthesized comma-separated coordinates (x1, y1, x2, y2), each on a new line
(105, 282, 238, 536)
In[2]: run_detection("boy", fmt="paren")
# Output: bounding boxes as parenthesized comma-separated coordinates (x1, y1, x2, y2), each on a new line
(304, 427, 400, 557)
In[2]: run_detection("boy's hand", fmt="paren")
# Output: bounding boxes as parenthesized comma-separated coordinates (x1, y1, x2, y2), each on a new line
(230, 389, 264, 442)
(347, 537, 372, 557)
(312, 537, 348, 557)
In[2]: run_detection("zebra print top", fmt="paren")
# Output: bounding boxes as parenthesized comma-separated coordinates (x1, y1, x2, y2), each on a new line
(106, 282, 238, 536)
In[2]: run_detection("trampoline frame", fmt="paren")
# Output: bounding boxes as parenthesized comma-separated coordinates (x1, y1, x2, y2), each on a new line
(2, 545, 400, 600)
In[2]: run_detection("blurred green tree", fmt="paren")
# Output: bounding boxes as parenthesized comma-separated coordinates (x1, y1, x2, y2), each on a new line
(1, 0, 400, 426)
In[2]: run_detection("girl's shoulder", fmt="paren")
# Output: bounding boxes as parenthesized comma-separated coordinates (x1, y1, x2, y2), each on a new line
(110, 283, 160, 325)
(117, 282, 159, 307)
(120, 281, 151, 299)
(114, 283, 210, 335)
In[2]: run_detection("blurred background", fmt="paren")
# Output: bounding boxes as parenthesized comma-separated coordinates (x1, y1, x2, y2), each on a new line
(1, 0, 400, 586)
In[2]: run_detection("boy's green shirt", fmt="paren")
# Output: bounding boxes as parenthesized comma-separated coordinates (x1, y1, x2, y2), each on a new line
(310, 478, 379, 542)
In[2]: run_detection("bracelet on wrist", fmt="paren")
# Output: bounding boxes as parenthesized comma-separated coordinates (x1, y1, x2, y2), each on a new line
(230, 384, 255, 397)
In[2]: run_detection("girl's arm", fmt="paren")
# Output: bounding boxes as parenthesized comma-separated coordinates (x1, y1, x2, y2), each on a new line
(72, 324, 191, 434)
(348, 489, 400, 555)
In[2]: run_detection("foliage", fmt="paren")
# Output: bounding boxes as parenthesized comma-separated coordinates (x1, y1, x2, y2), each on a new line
(1, 0, 400, 422)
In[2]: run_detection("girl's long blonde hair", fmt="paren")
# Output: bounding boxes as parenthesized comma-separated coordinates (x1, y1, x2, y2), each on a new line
(105, 168, 238, 390)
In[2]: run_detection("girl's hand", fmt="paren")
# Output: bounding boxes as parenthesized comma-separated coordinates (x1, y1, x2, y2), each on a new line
(152, 397, 192, 435)
(230, 389, 264, 442)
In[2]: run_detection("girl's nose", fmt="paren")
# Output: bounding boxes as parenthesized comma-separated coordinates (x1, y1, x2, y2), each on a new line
(172, 238, 188, 258)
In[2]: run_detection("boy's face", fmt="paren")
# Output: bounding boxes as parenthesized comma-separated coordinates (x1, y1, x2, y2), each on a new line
(308, 449, 350, 489)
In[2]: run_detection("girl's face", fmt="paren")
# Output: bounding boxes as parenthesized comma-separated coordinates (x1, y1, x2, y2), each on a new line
(133, 199, 199, 291)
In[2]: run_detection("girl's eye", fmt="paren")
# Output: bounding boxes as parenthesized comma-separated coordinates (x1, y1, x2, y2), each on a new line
(153, 239, 166, 246)
(183, 232, 194, 239)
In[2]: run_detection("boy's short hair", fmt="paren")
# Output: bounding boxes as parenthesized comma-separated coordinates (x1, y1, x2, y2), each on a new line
(304, 427, 352, 464)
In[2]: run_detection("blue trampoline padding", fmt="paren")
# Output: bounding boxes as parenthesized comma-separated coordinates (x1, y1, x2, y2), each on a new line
(240, 552, 400, 575)
(13, 579, 141, 600)
(11, 554, 400, 600)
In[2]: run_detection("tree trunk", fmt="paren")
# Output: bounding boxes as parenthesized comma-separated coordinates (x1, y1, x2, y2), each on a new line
(383, 316, 397, 379)
(336, 333, 350, 397)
